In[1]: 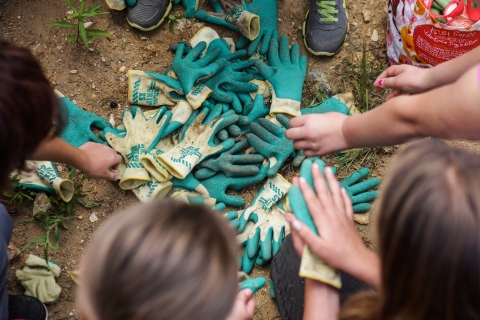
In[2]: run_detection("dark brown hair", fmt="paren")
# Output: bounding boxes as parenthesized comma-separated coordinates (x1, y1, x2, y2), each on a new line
(0, 41, 63, 190)
(78, 200, 239, 320)
(341, 140, 480, 320)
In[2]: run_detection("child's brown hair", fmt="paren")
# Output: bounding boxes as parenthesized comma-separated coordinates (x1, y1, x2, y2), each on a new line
(78, 200, 239, 320)
(341, 140, 480, 320)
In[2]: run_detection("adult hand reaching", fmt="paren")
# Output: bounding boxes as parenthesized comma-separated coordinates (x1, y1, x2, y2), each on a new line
(78, 142, 122, 181)
(374, 65, 432, 101)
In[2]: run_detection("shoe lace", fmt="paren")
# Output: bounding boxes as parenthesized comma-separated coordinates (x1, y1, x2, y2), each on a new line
(316, 0, 339, 22)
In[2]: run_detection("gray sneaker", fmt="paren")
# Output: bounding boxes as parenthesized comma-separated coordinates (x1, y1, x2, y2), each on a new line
(303, 0, 348, 56)
(127, 0, 172, 31)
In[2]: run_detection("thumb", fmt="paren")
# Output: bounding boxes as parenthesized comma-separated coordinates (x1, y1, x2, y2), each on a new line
(237, 288, 253, 302)
(105, 170, 119, 181)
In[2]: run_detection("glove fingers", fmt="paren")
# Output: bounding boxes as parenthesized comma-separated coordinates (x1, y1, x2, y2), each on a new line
(287, 185, 319, 234)
(242, 248, 257, 273)
(222, 194, 245, 207)
(231, 154, 264, 164)
(229, 91, 243, 113)
(272, 227, 285, 256)
(347, 178, 381, 195)
(350, 191, 379, 205)
(231, 59, 258, 71)
(292, 151, 306, 168)
(175, 42, 186, 61)
(223, 80, 258, 93)
(278, 34, 291, 64)
(230, 139, 250, 154)
(199, 47, 223, 67)
(259, 30, 272, 55)
(216, 129, 229, 141)
(225, 50, 248, 61)
(204, 104, 223, 124)
(275, 114, 291, 129)
(339, 168, 371, 187)
(90, 117, 113, 131)
(260, 228, 273, 261)
(267, 37, 281, 67)
(247, 228, 261, 258)
(238, 92, 253, 105)
(267, 161, 282, 178)
(247, 33, 262, 56)
(291, 43, 300, 65)
(87, 132, 108, 145)
(353, 203, 372, 213)
(236, 35, 249, 49)
(188, 41, 206, 61)
(145, 72, 184, 92)
(227, 124, 241, 137)
(256, 118, 285, 137)
(300, 55, 308, 74)
(254, 60, 276, 80)
(246, 131, 275, 155)
(194, 168, 217, 180)
(211, 90, 233, 103)
(226, 165, 260, 177)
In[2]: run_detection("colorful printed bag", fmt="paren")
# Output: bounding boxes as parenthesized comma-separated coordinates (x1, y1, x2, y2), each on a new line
(387, 0, 480, 67)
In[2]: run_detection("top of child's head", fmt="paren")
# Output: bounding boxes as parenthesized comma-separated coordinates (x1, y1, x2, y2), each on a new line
(342, 139, 480, 320)
(77, 199, 239, 320)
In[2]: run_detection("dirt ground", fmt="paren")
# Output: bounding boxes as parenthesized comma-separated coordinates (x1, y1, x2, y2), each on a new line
(2, 0, 475, 319)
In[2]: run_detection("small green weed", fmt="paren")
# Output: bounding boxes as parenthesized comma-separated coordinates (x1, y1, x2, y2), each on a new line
(50, 0, 111, 48)
(334, 147, 378, 172)
(3, 175, 37, 204)
(167, 5, 184, 33)
(340, 43, 387, 112)
(301, 76, 331, 109)
(20, 168, 98, 263)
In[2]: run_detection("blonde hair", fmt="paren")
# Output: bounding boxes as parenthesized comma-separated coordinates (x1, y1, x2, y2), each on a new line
(77, 200, 239, 320)
(341, 140, 480, 320)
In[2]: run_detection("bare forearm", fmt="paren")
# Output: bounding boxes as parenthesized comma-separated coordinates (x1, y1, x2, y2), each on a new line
(344, 67, 480, 148)
(303, 279, 339, 320)
(31, 137, 87, 169)
(346, 250, 381, 290)
(428, 46, 480, 89)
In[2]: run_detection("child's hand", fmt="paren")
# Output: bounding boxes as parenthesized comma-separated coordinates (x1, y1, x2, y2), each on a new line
(79, 142, 122, 181)
(286, 113, 349, 156)
(286, 165, 380, 288)
(226, 289, 255, 320)
(375, 65, 432, 101)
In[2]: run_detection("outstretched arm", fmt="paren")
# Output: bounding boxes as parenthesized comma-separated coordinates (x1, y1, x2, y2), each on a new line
(303, 279, 339, 320)
(287, 65, 480, 156)
(375, 46, 480, 100)
(31, 137, 122, 181)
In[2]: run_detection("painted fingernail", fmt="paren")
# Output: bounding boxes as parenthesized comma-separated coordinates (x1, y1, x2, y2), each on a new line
(299, 177, 307, 184)
(325, 166, 333, 174)
(312, 163, 319, 171)
(293, 220, 302, 231)
(378, 79, 384, 87)
(342, 188, 347, 194)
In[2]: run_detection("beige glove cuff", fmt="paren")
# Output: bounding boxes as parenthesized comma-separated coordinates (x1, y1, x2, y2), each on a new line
(119, 166, 151, 190)
(127, 70, 179, 107)
(156, 145, 203, 179)
(139, 150, 172, 182)
(106, 0, 126, 10)
(26, 254, 61, 276)
(299, 246, 342, 289)
(226, 8, 260, 41)
(249, 80, 272, 100)
(267, 83, 301, 117)
(189, 27, 220, 50)
(131, 181, 172, 203)
(35, 162, 74, 202)
(186, 84, 212, 109)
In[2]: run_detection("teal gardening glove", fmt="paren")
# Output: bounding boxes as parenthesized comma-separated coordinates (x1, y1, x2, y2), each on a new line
(55, 90, 112, 147)
(254, 35, 307, 117)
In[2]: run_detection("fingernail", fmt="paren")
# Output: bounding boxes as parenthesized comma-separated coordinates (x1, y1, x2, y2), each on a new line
(293, 220, 302, 231)
(244, 288, 253, 297)
(342, 188, 347, 194)
(299, 177, 307, 184)
(378, 79, 383, 87)
(325, 166, 333, 174)
(312, 163, 319, 171)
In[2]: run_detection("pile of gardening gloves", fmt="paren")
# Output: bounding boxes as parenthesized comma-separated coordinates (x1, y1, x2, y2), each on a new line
(11, 25, 380, 277)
